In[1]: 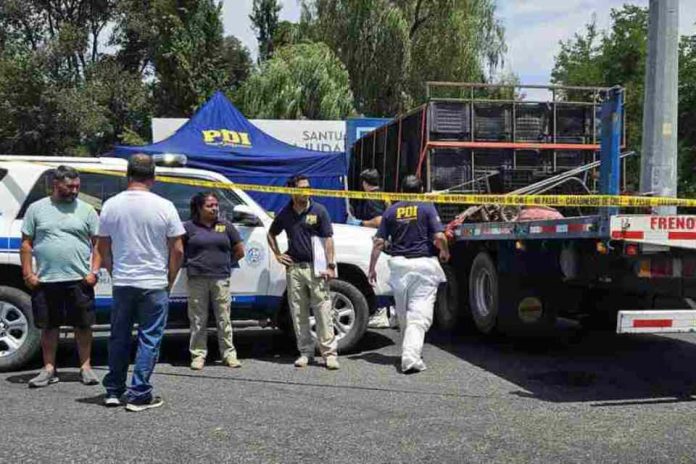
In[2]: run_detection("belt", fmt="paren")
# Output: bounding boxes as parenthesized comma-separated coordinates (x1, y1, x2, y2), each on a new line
(289, 262, 311, 268)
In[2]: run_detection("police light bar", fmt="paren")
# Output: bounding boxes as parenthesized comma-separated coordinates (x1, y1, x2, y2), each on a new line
(153, 154, 187, 167)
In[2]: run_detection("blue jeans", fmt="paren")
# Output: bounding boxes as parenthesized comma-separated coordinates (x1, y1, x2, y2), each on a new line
(103, 286, 169, 404)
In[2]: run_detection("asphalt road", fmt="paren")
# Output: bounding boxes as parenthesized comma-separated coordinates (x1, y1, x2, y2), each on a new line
(3, 323, 696, 463)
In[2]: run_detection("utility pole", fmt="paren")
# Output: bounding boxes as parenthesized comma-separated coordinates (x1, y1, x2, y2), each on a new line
(640, 0, 679, 214)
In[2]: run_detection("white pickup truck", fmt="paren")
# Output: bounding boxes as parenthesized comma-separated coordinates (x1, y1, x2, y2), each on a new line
(0, 156, 393, 371)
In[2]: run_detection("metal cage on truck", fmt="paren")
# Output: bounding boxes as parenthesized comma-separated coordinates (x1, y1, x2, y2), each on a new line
(349, 82, 628, 223)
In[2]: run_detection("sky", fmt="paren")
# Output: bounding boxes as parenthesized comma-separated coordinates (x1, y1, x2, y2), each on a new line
(224, 1, 696, 101)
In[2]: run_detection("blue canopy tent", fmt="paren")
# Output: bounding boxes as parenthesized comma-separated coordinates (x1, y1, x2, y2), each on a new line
(114, 91, 348, 221)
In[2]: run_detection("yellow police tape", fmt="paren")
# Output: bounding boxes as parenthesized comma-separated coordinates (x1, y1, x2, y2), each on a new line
(75, 166, 696, 208)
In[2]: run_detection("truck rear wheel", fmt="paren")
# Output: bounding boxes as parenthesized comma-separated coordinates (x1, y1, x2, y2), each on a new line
(435, 263, 462, 331)
(0, 286, 40, 372)
(468, 252, 499, 334)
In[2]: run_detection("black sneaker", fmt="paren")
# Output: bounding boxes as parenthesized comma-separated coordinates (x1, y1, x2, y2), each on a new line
(104, 395, 122, 407)
(125, 396, 164, 412)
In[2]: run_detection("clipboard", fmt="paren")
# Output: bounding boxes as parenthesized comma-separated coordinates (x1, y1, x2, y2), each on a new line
(312, 236, 337, 278)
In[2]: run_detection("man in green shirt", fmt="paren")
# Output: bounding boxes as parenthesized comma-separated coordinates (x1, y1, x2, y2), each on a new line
(20, 166, 101, 388)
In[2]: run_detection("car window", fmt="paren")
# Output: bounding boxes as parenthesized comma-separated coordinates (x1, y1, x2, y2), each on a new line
(150, 178, 244, 222)
(17, 169, 244, 222)
(78, 172, 127, 212)
(17, 171, 125, 218)
(17, 172, 52, 219)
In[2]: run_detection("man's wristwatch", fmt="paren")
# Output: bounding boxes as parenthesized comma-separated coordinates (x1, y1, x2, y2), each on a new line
(327, 263, 336, 270)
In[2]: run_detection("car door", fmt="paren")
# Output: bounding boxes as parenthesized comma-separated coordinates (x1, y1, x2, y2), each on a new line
(149, 178, 272, 310)
(74, 172, 127, 316)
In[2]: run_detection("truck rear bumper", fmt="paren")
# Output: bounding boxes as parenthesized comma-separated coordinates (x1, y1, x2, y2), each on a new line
(617, 309, 696, 334)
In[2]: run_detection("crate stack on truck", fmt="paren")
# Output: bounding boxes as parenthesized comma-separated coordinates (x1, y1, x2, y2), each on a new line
(349, 82, 627, 223)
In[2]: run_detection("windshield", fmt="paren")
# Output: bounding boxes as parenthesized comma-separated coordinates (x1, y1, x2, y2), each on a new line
(150, 180, 244, 222)
(74, 171, 246, 222)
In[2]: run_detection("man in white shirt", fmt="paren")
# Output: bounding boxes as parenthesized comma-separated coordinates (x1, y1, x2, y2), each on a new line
(96, 154, 185, 412)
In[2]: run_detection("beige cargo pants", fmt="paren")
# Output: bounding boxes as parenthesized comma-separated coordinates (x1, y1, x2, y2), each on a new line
(187, 276, 236, 361)
(286, 263, 337, 358)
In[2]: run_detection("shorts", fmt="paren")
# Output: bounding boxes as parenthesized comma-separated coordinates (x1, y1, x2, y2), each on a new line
(31, 280, 96, 329)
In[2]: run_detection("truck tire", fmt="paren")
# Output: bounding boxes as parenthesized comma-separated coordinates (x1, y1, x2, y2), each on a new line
(281, 279, 370, 354)
(468, 252, 499, 334)
(435, 264, 461, 331)
(0, 286, 40, 372)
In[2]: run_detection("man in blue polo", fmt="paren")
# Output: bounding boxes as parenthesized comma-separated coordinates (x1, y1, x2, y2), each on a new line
(368, 175, 449, 373)
(267, 174, 339, 370)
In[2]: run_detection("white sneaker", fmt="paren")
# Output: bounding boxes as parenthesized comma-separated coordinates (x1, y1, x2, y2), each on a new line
(368, 307, 390, 329)
(402, 358, 427, 374)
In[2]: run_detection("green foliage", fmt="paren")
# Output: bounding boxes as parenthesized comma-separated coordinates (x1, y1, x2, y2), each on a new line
(301, 0, 412, 116)
(273, 21, 307, 49)
(0, 0, 149, 156)
(551, 5, 696, 195)
(113, 0, 234, 116)
(402, 0, 506, 103)
(235, 42, 355, 120)
(300, 0, 506, 116)
(551, 6, 647, 191)
(0, 0, 508, 153)
(0, 0, 254, 155)
(250, 0, 282, 62)
(221, 36, 253, 91)
(678, 36, 696, 196)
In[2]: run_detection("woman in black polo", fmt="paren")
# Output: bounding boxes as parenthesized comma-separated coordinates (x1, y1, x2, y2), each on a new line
(183, 192, 244, 370)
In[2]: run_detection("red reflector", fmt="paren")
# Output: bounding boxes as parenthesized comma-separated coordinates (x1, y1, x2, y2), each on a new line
(633, 319, 673, 328)
(625, 244, 639, 256)
(668, 232, 696, 240)
(612, 231, 645, 240)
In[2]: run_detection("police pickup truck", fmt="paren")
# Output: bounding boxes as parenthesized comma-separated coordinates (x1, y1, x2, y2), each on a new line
(0, 156, 392, 371)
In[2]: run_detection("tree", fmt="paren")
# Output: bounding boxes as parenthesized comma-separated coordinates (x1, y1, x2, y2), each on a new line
(149, 0, 227, 116)
(250, 0, 282, 63)
(112, 0, 235, 117)
(678, 35, 696, 196)
(273, 20, 306, 49)
(552, 5, 696, 196)
(0, 0, 115, 83)
(399, 0, 506, 103)
(235, 42, 355, 120)
(0, 0, 253, 154)
(300, 0, 506, 116)
(301, 0, 412, 116)
(551, 6, 649, 190)
(221, 36, 253, 91)
(0, 0, 150, 155)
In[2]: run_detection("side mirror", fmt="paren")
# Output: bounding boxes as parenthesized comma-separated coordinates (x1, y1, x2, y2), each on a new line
(232, 204, 263, 227)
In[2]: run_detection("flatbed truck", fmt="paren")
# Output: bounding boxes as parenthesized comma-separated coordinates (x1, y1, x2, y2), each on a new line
(437, 88, 696, 336)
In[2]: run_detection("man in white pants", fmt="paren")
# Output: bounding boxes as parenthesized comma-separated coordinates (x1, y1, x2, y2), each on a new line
(368, 175, 449, 373)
